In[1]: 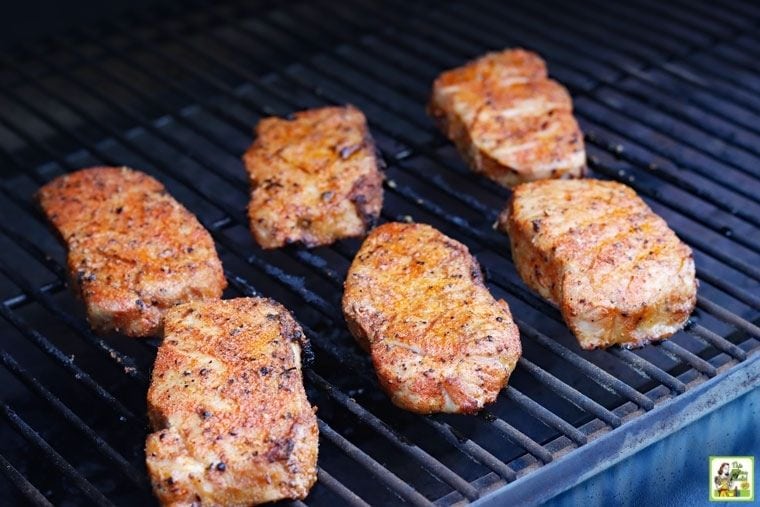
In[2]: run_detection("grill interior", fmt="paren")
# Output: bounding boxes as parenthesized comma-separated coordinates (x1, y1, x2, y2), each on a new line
(1, 0, 759, 505)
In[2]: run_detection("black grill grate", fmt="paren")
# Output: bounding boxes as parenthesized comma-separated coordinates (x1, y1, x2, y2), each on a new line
(0, 0, 758, 505)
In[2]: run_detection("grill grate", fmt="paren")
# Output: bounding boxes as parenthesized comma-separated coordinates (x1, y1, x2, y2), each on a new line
(0, 0, 758, 505)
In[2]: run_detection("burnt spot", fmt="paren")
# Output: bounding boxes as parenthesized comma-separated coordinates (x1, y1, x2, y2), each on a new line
(266, 438, 295, 462)
(198, 408, 211, 419)
(259, 366, 270, 376)
(532, 219, 541, 233)
(320, 191, 334, 201)
(215, 462, 226, 472)
(265, 313, 279, 321)
(262, 178, 284, 190)
(115, 206, 123, 214)
(136, 299, 145, 310)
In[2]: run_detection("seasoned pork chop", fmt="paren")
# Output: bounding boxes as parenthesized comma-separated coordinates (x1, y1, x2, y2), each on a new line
(429, 48, 586, 187)
(243, 105, 384, 249)
(500, 179, 696, 349)
(146, 298, 318, 506)
(342, 222, 521, 414)
(36, 167, 225, 337)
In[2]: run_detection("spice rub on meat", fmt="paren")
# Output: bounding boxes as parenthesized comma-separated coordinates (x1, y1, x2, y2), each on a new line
(243, 105, 384, 249)
(429, 48, 586, 187)
(500, 179, 697, 350)
(36, 166, 226, 337)
(146, 298, 318, 506)
(342, 222, 521, 414)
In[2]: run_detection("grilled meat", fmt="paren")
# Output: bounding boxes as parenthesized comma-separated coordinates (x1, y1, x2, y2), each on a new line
(146, 298, 318, 506)
(36, 167, 226, 337)
(243, 105, 384, 249)
(342, 222, 521, 414)
(429, 48, 586, 187)
(500, 179, 697, 349)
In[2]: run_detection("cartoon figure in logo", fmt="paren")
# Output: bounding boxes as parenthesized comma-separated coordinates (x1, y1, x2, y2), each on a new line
(715, 462, 734, 497)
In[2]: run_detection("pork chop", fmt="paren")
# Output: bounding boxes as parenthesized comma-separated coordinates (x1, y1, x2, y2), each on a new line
(243, 105, 384, 249)
(500, 179, 697, 349)
(342, 222, 521, 414)
(36, 166, 226, 337)
(429, 48, 586, 187)
(146, 297, 318, 506)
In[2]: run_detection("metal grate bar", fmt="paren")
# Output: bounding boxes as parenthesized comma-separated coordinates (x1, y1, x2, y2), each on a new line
(515, 323, 655, 410)
(316, 468, 371, 507)
(688, 324, 747, 361)
(32, 39, 251, 194)
(0, 404, 115, 506)
(0, 56, 248, 224)
(695, 270, 760, 311)
(517, 357, 622, 428)
(421, 417, 517, 482)
(480, 415, 553, 464)
(317, 420, 434, 507)
(697, 297, 760, 339)
(659, 341, 717, 377)
(306, 370, 481, 501)
(0, 351, 147, 488)
(608, 348, 686, 394)
(0, 452, 54, 507)
(515, 0, 760, 112)
(505, 388, 587, 446)
(0, 288, 136, 421)
(2, 280, 63, 310)
(306, 321, 550, 470)
(0, 220, 145, 382)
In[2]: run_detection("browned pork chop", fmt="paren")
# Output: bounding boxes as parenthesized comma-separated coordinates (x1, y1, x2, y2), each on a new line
(146, 298, 318, 506)
(429, 48, 586, 187)
(342, 222, 521, 414)
(243, 105, 383, 249)
(36, 166, 226, 337)
(501, 179, 697, 349)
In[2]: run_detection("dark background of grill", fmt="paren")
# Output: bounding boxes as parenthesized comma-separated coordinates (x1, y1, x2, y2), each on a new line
(0, 0, 758, 505)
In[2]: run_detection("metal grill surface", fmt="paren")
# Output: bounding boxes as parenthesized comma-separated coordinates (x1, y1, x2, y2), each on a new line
(0, 0, 758, 505)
